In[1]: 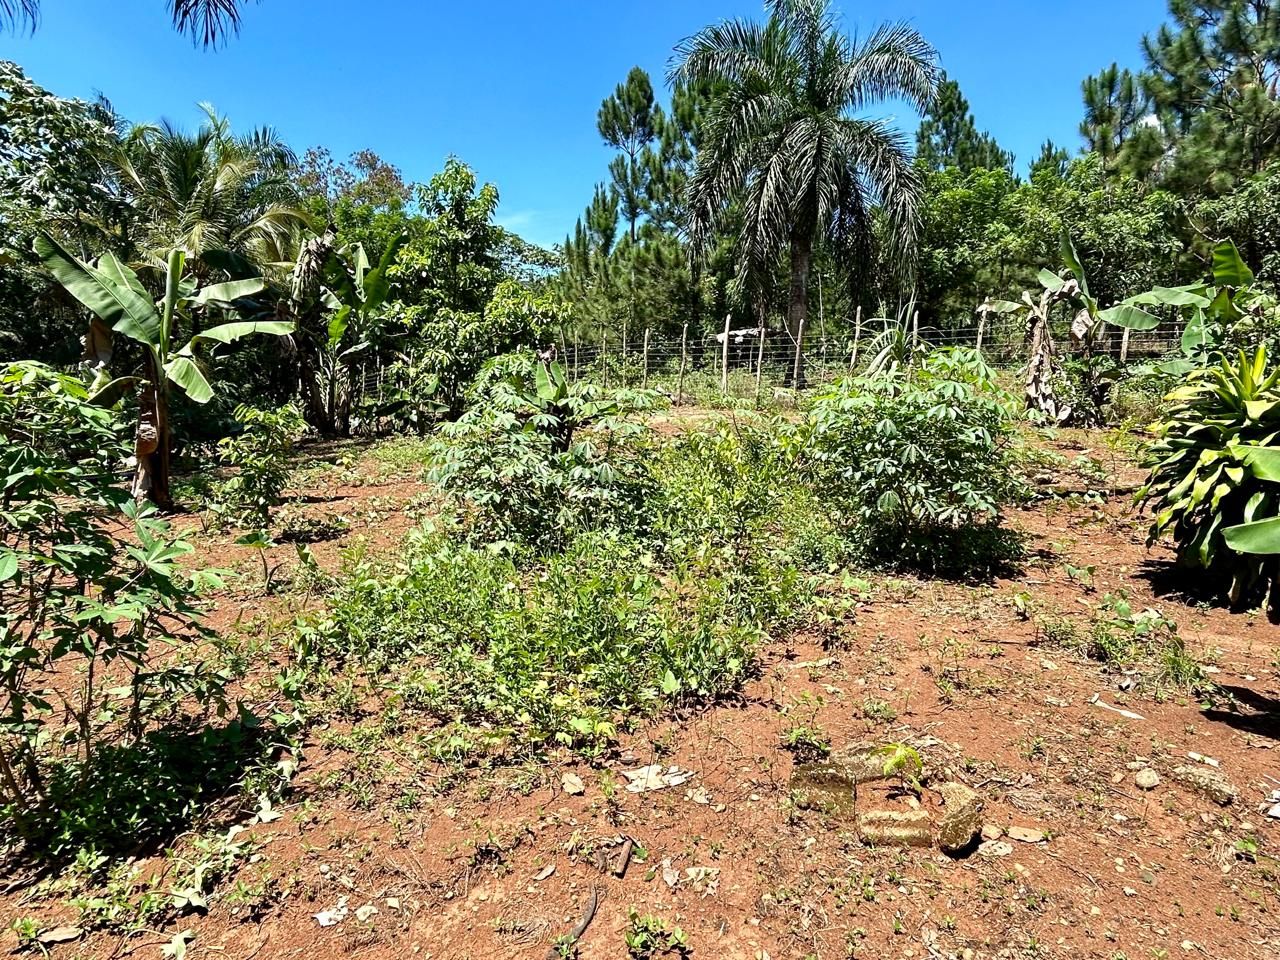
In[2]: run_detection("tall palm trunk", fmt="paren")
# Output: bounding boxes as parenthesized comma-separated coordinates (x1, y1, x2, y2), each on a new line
(786, 227, 814, 388)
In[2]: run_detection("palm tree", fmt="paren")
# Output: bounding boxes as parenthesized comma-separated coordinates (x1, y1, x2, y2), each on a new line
(111, 105, 309, 271)
(671, 0, 938, 385)
(1, 0, 254, 46)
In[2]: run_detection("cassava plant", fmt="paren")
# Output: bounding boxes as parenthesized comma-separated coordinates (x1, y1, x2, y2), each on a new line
(215, 403, 307, 526)
(1139, 346, 1280, 616)
(429, 358, 658, 549)
(35, 233, 293, 508)
(0, 363, 225, 846)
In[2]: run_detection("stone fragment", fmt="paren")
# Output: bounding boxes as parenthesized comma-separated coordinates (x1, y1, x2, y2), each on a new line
(857, 808, 933, 847)
(978, 840, 1013, 857)
(936, 781, 982, 853)
(1135, 769, 1161, 791)
(1007, 826, 1046, 843)
(981, 823, 1004, 841)
(1171, 765, 1237, 805)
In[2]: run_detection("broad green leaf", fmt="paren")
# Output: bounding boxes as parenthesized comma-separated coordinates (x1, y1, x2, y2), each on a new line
(1181, 308, 1209, 355)
(1037, 269, 1064, 292)
(1060, 232, 1089, 298)
(327, 306, 352, 348)
(1212, 239, 1254, 288)
(1206, 287, 1242, 325)
(0, 551, 17, 581)
(1240, 445, 1280, 482)
(160, 248, 185, 357)
(35, 233, 160, 345)
(1128, 285, 1211, 308)
(1156, 358, 1198, 376)
(1245, 399, 1279, 422)
(1223, 516, 1280, 555)
(1099, 303, 1159, 331)
(361, 233, 406, 312)
(87, 375, 143, 408)
(192, 278, 266, 305)
(97, 251, 154, 304)
(188, 320, 294, 346)
(535, 361, 555, 402)
(164, 355, 214, 403)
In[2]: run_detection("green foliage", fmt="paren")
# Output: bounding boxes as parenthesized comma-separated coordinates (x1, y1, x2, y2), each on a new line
(36, 235, 291, 504)
(407, 279, 565, 413)
(0, 362, 231, 856)
(215, 403, 306, 525)
(650, 419, 830, 620)
(304, 530, 759, 760)
(1140, 347, 1280, 612)
(1041, 592, 1207, 694)
(429, 360, 658, 550)
(801, 361, 1024, 575)
(625, 909, 690, 959)
(916, 70, 1012, 174)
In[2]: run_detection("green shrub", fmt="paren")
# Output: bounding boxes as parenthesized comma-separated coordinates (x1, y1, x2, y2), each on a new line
(304, 528, 760, 759)
(1139, 347, 1280, 613)
(0, 363, 231, 857)
(215, 403, 307, 525)
(650, 419, 824, 623)
(801, 367, 1024, 575)
(429, 359, 659, 550)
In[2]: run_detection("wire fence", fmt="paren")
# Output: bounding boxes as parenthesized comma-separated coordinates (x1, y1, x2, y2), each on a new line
(547, 315, 1184, 394)
(348, 313, 1187, 415)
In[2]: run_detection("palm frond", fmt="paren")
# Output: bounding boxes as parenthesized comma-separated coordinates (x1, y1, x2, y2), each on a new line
(169, 0, 253, 48)
(0, 0, 37, 33)
(842, 21, 939, 113)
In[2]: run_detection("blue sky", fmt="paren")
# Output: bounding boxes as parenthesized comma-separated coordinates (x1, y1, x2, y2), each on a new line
(4, 0, 1169, 248)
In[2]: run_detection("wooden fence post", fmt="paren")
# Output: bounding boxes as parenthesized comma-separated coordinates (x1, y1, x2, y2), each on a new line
(720, 313, 731, 394)
(1119, 327, 1132, 364)
(792, 317, 806, 388)
(975, 312, 986, 355)
(677, 323, 689, 405)
(912, 310, 920, 350)
(850, 305, 863, 372)
(600, 328, 607, 387)
(817, 271, 827, 375)
(572, 331, 579, 382)
(754, 322, 767, 407)
(621, 317, 629, 386)
(642, 328, 650, 388)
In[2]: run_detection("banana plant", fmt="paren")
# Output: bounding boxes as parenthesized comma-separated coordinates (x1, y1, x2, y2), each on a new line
(1130, 240, 1271, 376)
(36, 233, 293, 507)
(292, 234, 404, 436)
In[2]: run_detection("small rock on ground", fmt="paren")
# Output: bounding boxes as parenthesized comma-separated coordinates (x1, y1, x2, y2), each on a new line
(1171, 765, 1237, 805)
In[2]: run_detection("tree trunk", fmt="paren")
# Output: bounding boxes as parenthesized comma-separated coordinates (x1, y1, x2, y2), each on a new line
(131, 373, 172, 509)
(786, 229, 814, 388)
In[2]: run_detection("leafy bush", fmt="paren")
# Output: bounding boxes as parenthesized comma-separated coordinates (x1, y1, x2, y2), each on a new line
(1140, 347, 1280, 613)
(801, 367, 1024, 575)
(403, 279, 567, 413)
(214, 403, 307, 525)
(650, 419, 826, 623)
(429, 359, 659, 550)
(300, 528, 760, 759)
(0, 363, 229, 856)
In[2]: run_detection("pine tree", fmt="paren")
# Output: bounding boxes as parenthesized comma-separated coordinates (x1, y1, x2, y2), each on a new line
(1080, 63, 1167, 180)
(1141, 0, 1280, 192)
(597, 66, 662, 241)
(1030, 139, 1072, 179)
(916, 71, 1013, 173)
